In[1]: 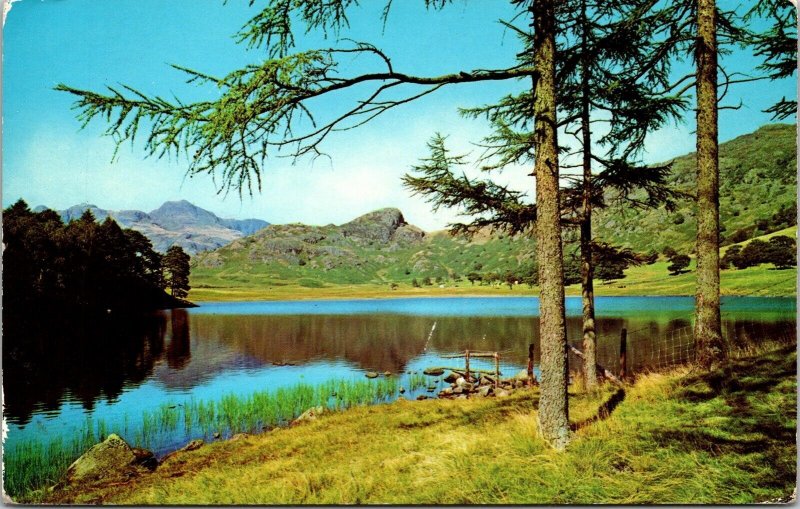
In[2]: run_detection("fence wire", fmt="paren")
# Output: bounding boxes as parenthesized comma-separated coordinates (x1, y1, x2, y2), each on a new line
(572, 319, 797, 376)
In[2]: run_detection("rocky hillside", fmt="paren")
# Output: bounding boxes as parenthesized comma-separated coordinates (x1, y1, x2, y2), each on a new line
(192, 207, 536, 288)
(192, 124, 795, 288)
(46, 200, 269, 254)
(594, 123, 797, 254)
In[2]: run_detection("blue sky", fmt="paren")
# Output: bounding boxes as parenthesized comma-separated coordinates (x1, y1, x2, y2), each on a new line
(2, 0, 795, 230)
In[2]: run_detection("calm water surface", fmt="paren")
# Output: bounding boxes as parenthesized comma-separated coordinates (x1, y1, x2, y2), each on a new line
(4, 296, 795, 454)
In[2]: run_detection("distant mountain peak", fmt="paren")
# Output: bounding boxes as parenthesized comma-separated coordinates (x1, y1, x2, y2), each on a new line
(50, 200, 269, 254)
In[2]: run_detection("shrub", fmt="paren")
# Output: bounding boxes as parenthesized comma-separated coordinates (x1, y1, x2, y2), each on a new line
(667, 254, 690, 275)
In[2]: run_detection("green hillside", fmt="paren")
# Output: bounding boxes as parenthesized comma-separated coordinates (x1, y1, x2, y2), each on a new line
(594, 123, 797, 253)
(191, 124, 796, 299)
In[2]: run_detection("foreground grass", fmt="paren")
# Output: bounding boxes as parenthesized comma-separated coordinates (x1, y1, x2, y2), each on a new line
(43, 345, 796, 505)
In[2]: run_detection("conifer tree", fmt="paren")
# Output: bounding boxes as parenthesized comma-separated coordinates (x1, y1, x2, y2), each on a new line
(163, 245, 192, 299)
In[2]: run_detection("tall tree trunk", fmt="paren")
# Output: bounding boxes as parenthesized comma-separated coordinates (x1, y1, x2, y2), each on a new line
(694, 0, 725, 369)
(579, 0, 597, 389)
(532, 0, 570, 450)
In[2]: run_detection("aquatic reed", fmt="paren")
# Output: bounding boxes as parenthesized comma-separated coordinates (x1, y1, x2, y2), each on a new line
(4, 376, 401, 500)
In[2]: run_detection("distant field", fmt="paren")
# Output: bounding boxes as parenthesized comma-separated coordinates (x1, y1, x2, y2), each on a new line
(189, 226, 796, 301)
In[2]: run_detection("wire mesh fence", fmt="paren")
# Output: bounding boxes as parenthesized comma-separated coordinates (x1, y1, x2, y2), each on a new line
(569, 318, 797, 377)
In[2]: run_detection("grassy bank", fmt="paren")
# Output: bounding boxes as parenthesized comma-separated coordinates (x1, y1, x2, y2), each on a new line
(189, 260, 796, 301)
(5, 377, 404, 499)
(43, 344, 796, 505)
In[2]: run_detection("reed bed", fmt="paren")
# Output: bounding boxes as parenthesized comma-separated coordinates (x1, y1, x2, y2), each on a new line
(4, 376, 401, 500)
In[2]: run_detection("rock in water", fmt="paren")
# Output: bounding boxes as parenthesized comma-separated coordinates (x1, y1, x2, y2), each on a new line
(64, 434, 139, 485)
(365, 371, 379, 378)
(423, 368, 444, 376)
(443, 372, 460, 383)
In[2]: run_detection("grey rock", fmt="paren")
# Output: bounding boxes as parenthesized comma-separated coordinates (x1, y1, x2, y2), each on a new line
(443, 372, 460, 383)
(478, 385, 493, 397)
(293, 406, 326, 425)
(365, 371, 379, 378)
(423, 368, 444, 376)
(181, 439, 205, 452)
(64, 434, 139, 485)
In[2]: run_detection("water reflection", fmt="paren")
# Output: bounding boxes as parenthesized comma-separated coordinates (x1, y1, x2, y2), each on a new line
(3, 297, 796, 427)
(3, 312, 168, 425)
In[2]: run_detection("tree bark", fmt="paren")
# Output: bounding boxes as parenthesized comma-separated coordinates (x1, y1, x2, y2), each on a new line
(532, 0, 570, 450)
(694, 0, 725, 369)
(579, 0, 597, 389)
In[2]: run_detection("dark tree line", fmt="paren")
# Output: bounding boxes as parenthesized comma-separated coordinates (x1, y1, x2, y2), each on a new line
(2, 200, 192, 318)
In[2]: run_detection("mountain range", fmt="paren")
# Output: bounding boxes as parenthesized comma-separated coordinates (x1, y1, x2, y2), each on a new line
(191, 123, 797, 289)
(37, 200, 269, 254)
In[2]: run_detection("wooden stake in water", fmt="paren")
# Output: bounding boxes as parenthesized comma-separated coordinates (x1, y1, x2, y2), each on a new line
(465, 350, 471, 381)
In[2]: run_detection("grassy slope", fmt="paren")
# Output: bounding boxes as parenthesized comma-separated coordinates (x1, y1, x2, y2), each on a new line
(190, 124, 796, 300)
(189, 226, 797, 300)
(44, 345, 796, 505)
(595, 123, 797, 254)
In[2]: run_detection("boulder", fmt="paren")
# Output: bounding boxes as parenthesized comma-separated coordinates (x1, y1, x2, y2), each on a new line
(514, 380, 525, 389)
(423, 368, 444, 376)
(64, 434, 141, 485)
(293, 406, 326, 425)
(496, 389, 511, 398)
(181, 439, 205, 452)
(453, 386, 464, 395)
(365, 371, 379, 379)
(399, 387, 406, 394)
(383, 371, 392, 377)
(478, 385, 493, 397)
(443, 372, 460, 383)
(131, 447, 158, 471)
(439, 387, 453, 396)
(416, 395, 430, 401)
(456, 378, 474, 392)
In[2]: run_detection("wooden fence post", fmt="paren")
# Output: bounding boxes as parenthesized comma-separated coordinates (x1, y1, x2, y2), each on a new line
(619, 328, 627, 380)
(494, 353, 500, 389)
(465, 349, 470, 381)
(527, 342, 535, 386)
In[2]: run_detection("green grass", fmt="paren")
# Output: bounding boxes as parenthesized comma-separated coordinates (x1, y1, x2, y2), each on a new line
(40, 343, 796, 505)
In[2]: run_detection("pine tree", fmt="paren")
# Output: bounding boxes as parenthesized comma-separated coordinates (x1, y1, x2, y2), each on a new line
(163, 245, 191, 299)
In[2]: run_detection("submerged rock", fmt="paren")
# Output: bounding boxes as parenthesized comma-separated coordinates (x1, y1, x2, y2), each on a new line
(423, 368, 444, 376)
(64, 434, 142, 485)
(365, 371, 379, 378)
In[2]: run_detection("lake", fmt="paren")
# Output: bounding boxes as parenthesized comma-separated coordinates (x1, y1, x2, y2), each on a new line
(3, 296, 795, 456)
